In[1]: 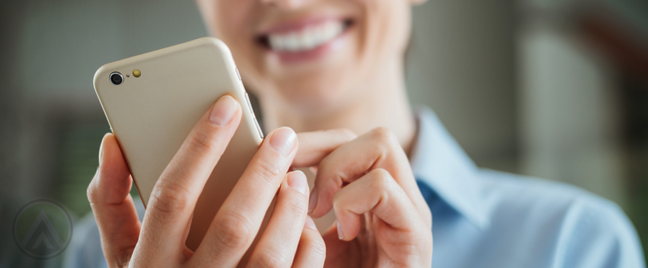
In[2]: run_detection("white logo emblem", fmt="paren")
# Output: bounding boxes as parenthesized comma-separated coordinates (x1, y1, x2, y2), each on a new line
(13, 200, 73, 259)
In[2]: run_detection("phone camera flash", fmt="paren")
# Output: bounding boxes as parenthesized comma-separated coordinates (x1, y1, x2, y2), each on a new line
(132, 69, 141, 77)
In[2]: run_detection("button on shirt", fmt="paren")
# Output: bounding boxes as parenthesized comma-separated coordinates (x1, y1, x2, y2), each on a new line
(64, 108, 645, 268)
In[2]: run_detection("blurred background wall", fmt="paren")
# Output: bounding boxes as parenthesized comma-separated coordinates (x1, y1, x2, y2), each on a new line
(0, 0, 646, 266)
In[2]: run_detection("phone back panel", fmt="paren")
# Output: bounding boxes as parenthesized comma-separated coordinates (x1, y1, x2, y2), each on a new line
(94, 37, 265, 252)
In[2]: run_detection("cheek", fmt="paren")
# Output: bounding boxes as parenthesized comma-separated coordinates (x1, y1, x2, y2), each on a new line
(210, 0, 253, 38)
(358, 0, 411, 63)
(328, 0, 408, 103)
(209, 1, 261, 79)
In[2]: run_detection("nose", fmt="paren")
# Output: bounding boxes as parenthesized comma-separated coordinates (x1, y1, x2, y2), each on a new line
(260, 0, 310, 9)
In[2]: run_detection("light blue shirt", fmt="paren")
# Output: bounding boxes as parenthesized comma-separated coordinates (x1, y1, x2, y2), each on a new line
(65, 108, 645, 267)
(412, 108, 644, 267)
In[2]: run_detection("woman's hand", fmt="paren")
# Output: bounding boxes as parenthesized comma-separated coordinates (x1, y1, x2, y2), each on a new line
(87, 95, 325, 268)
(294, 128, 433, 268)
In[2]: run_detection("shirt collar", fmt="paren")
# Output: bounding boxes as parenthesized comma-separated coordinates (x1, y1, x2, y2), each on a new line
(410, 107, 491, 229)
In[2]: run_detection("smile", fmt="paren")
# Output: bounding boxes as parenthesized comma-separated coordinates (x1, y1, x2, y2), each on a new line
(258, 19, 353, 54)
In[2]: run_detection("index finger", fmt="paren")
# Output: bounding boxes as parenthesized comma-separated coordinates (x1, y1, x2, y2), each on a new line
(292, 129, 357, 167)
(308, 128, 430, 225)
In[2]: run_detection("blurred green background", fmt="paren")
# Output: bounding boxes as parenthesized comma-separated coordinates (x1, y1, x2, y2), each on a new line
(0, 0, 647, 267)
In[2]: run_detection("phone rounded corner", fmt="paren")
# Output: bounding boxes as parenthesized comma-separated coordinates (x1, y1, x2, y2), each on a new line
(201, 37, 237, 67)
(201, 37, 230, 53)
(93, 65, 109, 93)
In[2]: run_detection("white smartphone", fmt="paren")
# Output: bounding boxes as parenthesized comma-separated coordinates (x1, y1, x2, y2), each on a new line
(93, 37, 267, 253)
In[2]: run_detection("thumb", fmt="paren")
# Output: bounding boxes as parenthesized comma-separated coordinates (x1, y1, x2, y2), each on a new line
(88, 133, 141, 267)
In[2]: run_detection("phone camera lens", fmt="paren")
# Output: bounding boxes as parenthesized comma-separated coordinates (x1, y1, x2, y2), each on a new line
(110, 72, 124, 85)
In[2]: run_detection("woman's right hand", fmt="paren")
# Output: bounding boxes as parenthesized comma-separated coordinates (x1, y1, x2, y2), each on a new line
(87, 95, 325, 268)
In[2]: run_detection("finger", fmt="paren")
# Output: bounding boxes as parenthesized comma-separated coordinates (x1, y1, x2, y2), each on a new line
(87, 133, 141, 268)
(292, 217, 326, 268)
(319, 224, 360, 268)
(138, 95, 241, 259)
(245, 171, 310, 268)
(333, 168, 421, 241)
(293, 129, 357, 167)
(308, 127, 429, 225)
(190, 127, 298, 267)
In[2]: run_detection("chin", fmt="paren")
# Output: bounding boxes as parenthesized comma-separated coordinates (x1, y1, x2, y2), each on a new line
(275, 75, 353, 115)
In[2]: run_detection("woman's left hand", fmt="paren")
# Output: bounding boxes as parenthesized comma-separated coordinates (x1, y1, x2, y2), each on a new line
(293, 128, 433, 268)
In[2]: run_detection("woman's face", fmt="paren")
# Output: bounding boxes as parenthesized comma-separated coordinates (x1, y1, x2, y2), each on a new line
(196, 0, 418, 113)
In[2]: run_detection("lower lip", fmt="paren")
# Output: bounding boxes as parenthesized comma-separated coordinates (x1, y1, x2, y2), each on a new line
(264, 26, 351, 64)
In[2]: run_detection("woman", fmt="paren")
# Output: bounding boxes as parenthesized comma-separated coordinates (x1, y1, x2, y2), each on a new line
(77, 0, 644, 267)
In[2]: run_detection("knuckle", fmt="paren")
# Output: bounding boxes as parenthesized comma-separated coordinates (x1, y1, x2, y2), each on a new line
(332, 193, 342, 211)
(308, 236, 327, 259)
(248, 250, 287, 268)
(214, 211, 254, 249)
(370, 127, 397, 145)
(253, 157, 284, 182)
(403, 229, 422, 243)
(87, 179, 99, 204)
(187, 129, 217, 153)
(87, 169, 104, 204)
(148, 183, 192, 222)
(369, 168, 392, 189)
(282, 193, 308, 218)
(392, 239, 420, 257)
(332, 128, 357, 141)
(332, 183, 350, 211)
(301, 230, 327, 260)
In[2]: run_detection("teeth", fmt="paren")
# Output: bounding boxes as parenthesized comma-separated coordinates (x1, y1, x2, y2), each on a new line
(268, 21, 344, 52)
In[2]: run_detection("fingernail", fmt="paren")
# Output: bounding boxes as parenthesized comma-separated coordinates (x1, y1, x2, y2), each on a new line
(287, 171, 308, 196)
(269, 127, 296, 156)
(305, 216, 317, 231)
(99, 133, 109, 165)
(209, 95, 238, 126)
(337, 221, 344, 240)
(308, 188, 318, 214)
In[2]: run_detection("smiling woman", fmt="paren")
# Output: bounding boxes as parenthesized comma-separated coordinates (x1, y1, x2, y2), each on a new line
(19, 0, 643, 267)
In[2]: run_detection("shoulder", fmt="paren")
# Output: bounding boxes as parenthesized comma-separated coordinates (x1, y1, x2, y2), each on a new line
(477, 169, 616, 217)
(476, 169, 645, 268)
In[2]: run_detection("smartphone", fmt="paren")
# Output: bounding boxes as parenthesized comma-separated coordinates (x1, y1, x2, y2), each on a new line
(93, 37, 266, 252)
